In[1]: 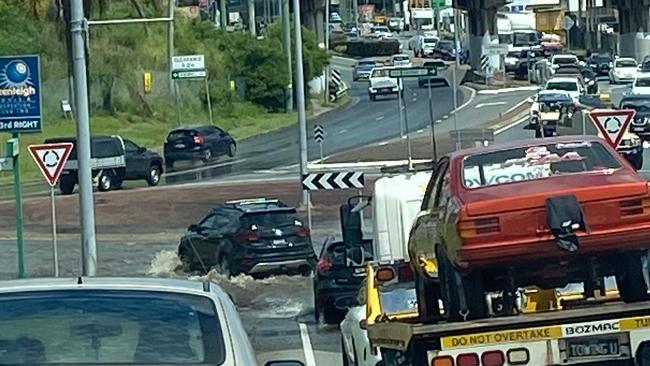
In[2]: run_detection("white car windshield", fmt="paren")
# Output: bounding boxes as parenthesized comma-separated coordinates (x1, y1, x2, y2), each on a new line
(617, 60, 637, 68)
(546, 82, 578, 91)
(371, 69, 391, 78)
(635, 78, 650, 87)
(553, 57, 577, 65)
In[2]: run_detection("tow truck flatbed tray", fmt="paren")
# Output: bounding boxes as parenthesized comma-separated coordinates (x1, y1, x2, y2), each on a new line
(368, 300, 650, 351)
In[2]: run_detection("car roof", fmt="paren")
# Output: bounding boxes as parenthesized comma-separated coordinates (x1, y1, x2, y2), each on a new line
(449, 136, 604, 160)
(170, 125, 220, 132)
(553, 54, 578, 58)
(636, 72, 650, 78)
(215, 198, 294, 213)
(0, 277, 231, 301)
(45, 135, 120, 144)
(615, 57, 637, 63)
(547, 77, 579, 83)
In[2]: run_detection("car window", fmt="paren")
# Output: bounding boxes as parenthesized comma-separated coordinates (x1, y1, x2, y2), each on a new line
(546, 81, 578, 91)
(371, 68, 390, 78)
(240, 210, 298, 229)
(213, 214, 232, 233)
(434, 170, 451, 208)
(93, 139, 123, 158)
(425, 161, 448, 211)
(123, 139, 140, 153)
(462, 141, 622, 189)
(553, 57, 577, 65)
(167, 130, 196, 141)
(617, 60, 637, 68)
(393, 56, 409, 61)
(635, 78, 650, 87)
(199, 214, 219, 228)
(0, 290, 225, 365)
(423, 38, 437, 43)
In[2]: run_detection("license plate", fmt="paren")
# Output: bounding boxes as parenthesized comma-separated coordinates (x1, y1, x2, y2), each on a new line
(381, 88, 391, 92)
(353, 267, 367, 276)
(174, 144, 185, 148)
(540, 112, 560, 121)
(272, 239, 287, 245)
(567, 338, 620, 359)
(633, 126, 646, 132)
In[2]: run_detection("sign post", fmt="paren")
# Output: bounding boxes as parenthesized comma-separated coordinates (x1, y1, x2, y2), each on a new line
(423, 64, 439, 162)
(589, 109, 636, 149)
(171, 54, 213, 125)
(28, 143, 74, 277)
(0, 55, 43, 278)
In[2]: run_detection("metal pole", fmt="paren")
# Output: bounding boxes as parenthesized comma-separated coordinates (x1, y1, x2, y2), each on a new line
(71, 0, 97, 276)
(282, 0, 293, 112)
(175, 82, 182, 126)
(168, 0, 175, 99)
(11, 135, 25, 278)
(50, 187, 59, 277)
(220, 0, 227, 29)
(452, 8, 461, 151)
(307, 191, 313, 229)
(353, 0, 359, 32)
(205, 72, 214, 125)
(319, 141, 324, 162)
(293, 0, 309, 206)
(402, 81, 413, 169)
(582, 111, 587, 135)
(248, 0, 257, 36)
(398, 78, 405, 138)
(324, 0, 330, 104)
(427, 79, 437, 162)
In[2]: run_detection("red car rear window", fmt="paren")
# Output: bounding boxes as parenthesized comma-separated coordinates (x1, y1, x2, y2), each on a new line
(462, 141, 622, 189)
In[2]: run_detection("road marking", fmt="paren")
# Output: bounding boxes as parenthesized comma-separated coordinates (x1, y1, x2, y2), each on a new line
(377, 141, 390, 146)
(494, 116, 528, 135)
(336, 128, 348, 135)
(478, 86, 539, 95)
(376, 116, 385, 121)
(455, 86, 477, 112)
(412, 98, 417, 102)
(475, 101, 507, 109)
(417, 129, 424, 133)
(443, 115, 449, 119)
(299, 323, 317, 366)
(436, 119, 443, 124)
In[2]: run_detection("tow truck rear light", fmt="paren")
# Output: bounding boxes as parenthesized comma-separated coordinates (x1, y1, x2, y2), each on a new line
(456, 353, 479, 366)
(458, 217, 500, 238)
(431, 355, 454, 366)
(481, 350, 505, 366)
(506, 348, 530, 365)
(375, 266, 396, 283)
(620, 198, 650, 216)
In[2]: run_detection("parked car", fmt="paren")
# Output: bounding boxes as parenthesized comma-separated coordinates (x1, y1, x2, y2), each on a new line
(418, 60, 450, 88)
(609, 57, 639, 84)
(177, 198, 316, 277)
(632, 72, 650, 95)
(620, 94, 650, 140)
(313, 238, 373, 325)
(587, 52, 614, 76)
(390, 54, 412, 68)
(410, 136, 650, 322)
(368, 66, 402, 101)
(45, 135, 161, 194)
(353, 59, 379, 81)
(0, 277, 304, 366)
(163, 125, 236, 169)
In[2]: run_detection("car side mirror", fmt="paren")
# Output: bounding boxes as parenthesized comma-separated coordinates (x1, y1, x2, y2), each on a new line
(265, 362, 305, 366)
(188, 224, 200, 232)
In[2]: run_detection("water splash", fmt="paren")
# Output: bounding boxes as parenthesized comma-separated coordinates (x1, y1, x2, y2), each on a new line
(147, 250, 183, 277)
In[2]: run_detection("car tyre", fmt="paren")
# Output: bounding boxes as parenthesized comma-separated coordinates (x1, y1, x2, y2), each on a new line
(59, 180, 75, 195)
(178, 246, 198, 272)
(112, 179, 123, 190)
(202, 149, 213, 163)
(616, 252, 650, 303)
(216, 255, 232, 277)
(165, 159, 174, 169)
(437, 245, 487, 322)
(97, 172, 112, 192)
(369, 94, 376, 101)
(146, 164, 162, 186)
(227, 142, 236, 158)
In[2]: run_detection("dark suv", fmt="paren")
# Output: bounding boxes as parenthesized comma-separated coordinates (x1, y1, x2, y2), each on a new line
(177, 198, 316, 277)
(164, 125, 236, 169)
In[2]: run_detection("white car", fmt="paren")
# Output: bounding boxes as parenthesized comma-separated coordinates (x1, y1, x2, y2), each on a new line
(340, 306, 383, 366)
(632, 72, 650, 95)
(529, 90, 574, 126)
(368, 67, 402, 101)
(371, 25, 392, 39)
(609, 57, 639, 84)
(544, 76, 584, 101)
(391, 54, 412, 68)
(0, 277, 302, 366)
(551, 54, 579, 71)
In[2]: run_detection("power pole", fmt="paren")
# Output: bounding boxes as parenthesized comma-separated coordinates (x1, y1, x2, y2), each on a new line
(248, 0, 257, 36)
(282, 0, 293, 111)
(168, 0, 175, 98)
(70, 0, 97, 276)
(353, 0, 359, 31)
(324, 0, 330, 104)
(220, 0, 227, 29)
(293, 0, 309, 206)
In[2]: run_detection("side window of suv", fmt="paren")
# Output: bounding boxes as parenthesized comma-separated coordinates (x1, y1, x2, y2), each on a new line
(123, 140, 139, 153)
(199, 214, 218, 229)
(423, 160, 449, 212)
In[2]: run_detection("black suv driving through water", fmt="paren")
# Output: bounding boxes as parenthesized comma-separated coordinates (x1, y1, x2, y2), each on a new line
(178, 198, 316, 277)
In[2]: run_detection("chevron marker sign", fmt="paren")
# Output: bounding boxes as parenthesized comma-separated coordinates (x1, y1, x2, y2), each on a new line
(301, 172, 365, 190)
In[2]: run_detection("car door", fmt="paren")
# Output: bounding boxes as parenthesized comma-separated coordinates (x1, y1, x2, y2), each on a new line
(123, 139, 148, 179)
(214, 127, 230, 154)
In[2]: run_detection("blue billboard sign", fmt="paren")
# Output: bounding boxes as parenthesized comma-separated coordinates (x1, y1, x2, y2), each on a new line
(0, 55, 42, 134)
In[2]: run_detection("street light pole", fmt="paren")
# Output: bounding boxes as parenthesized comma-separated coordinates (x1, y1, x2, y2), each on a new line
(452, 7, 461, 150)
(324, 0, 330, 104)
(168, 0, 175, 99)
(282, 0, 293, 112)
(220, 0, 227, 29)
(70, 0, 97, 276)
(248, 0, 257, 36)
(293, 0, 309, 206)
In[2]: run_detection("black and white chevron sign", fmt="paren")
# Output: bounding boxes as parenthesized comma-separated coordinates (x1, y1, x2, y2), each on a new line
(302, 172, 364, 190)
(314, 125, 324, 143)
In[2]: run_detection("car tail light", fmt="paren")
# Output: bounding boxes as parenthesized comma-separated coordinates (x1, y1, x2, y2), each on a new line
(235, 229, 260, 241)
(359, 319, 367, 330)
(297, 226, 310, 237)
(431, 356, 454, 366)
(193, 135, 205, 144)
(506, 348, 530, 365)
(316, 258, 333, 272)
(458, 217, 500, 238)
(456, 353, 479, 366)
(375, 266, 396, 283)
(620, 198, 650, 216)
(481, 350, 505, 366)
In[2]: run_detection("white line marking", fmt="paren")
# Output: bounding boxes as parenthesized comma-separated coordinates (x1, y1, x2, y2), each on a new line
(503, 97, 532, 115)
(494, 116, 528, 135)
(436, 119, 443, 124)
(412, 98, 417, 102)
(299, 323, 317, 366)
(475, 101, 507, 109)
(336, 128, 348, 135)
(417, 129, 424, 133)
(377, 141, 389, 146)
(376, 116, 385, 121)
(443, 115, 449, 119)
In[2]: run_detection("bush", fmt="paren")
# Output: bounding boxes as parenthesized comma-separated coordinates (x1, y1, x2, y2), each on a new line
(345, 39, 400, 57)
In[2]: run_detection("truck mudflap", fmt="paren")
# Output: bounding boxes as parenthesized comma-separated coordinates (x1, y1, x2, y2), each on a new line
(369, 301, 650, 366)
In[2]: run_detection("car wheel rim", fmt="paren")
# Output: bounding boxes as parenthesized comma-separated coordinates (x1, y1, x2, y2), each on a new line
(100, 175, 111, 190)
(205, 150, 212, 160)
(150, 167, 160, 184)
(229, 144, 235, 156)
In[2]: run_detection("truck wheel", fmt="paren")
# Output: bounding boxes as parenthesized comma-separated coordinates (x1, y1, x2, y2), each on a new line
(616, 252, 650, 303)
(437, 245, 487, 322)
(369, 94, 376, 101)
(59, 180, 75, 195)
(415, 273, 441, 323)
(97, 172, 112, 192)
(146, 164, 162, 186)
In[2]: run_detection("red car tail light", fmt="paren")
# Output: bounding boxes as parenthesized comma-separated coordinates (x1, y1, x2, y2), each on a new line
(193, 135, 205, 144)
(481, 350, 505, 366)
(375, 266, 396, 283)
(456, 353, 479, 366)
(458, 217, 500, 238)
(620, 198, 650, 216)
(316, 258, 333, 272)
(297, 226, 310, 237)
(235, 229, 260, 241)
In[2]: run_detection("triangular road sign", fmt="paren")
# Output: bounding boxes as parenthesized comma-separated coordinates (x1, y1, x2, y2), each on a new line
(28, 143, 74, 187)
(588, 109, 636, 149)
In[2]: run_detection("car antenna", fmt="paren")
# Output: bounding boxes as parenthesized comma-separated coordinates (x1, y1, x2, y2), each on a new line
(77, 276, 83, 284)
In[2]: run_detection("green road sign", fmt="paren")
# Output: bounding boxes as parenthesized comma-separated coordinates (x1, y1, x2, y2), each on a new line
(389, 67, 438, 78)
(171, 69, 207, 79)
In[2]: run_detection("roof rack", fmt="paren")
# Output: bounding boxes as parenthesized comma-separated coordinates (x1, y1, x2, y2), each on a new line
(224, 198, 279, 205)
(380, 159, 435, 174)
